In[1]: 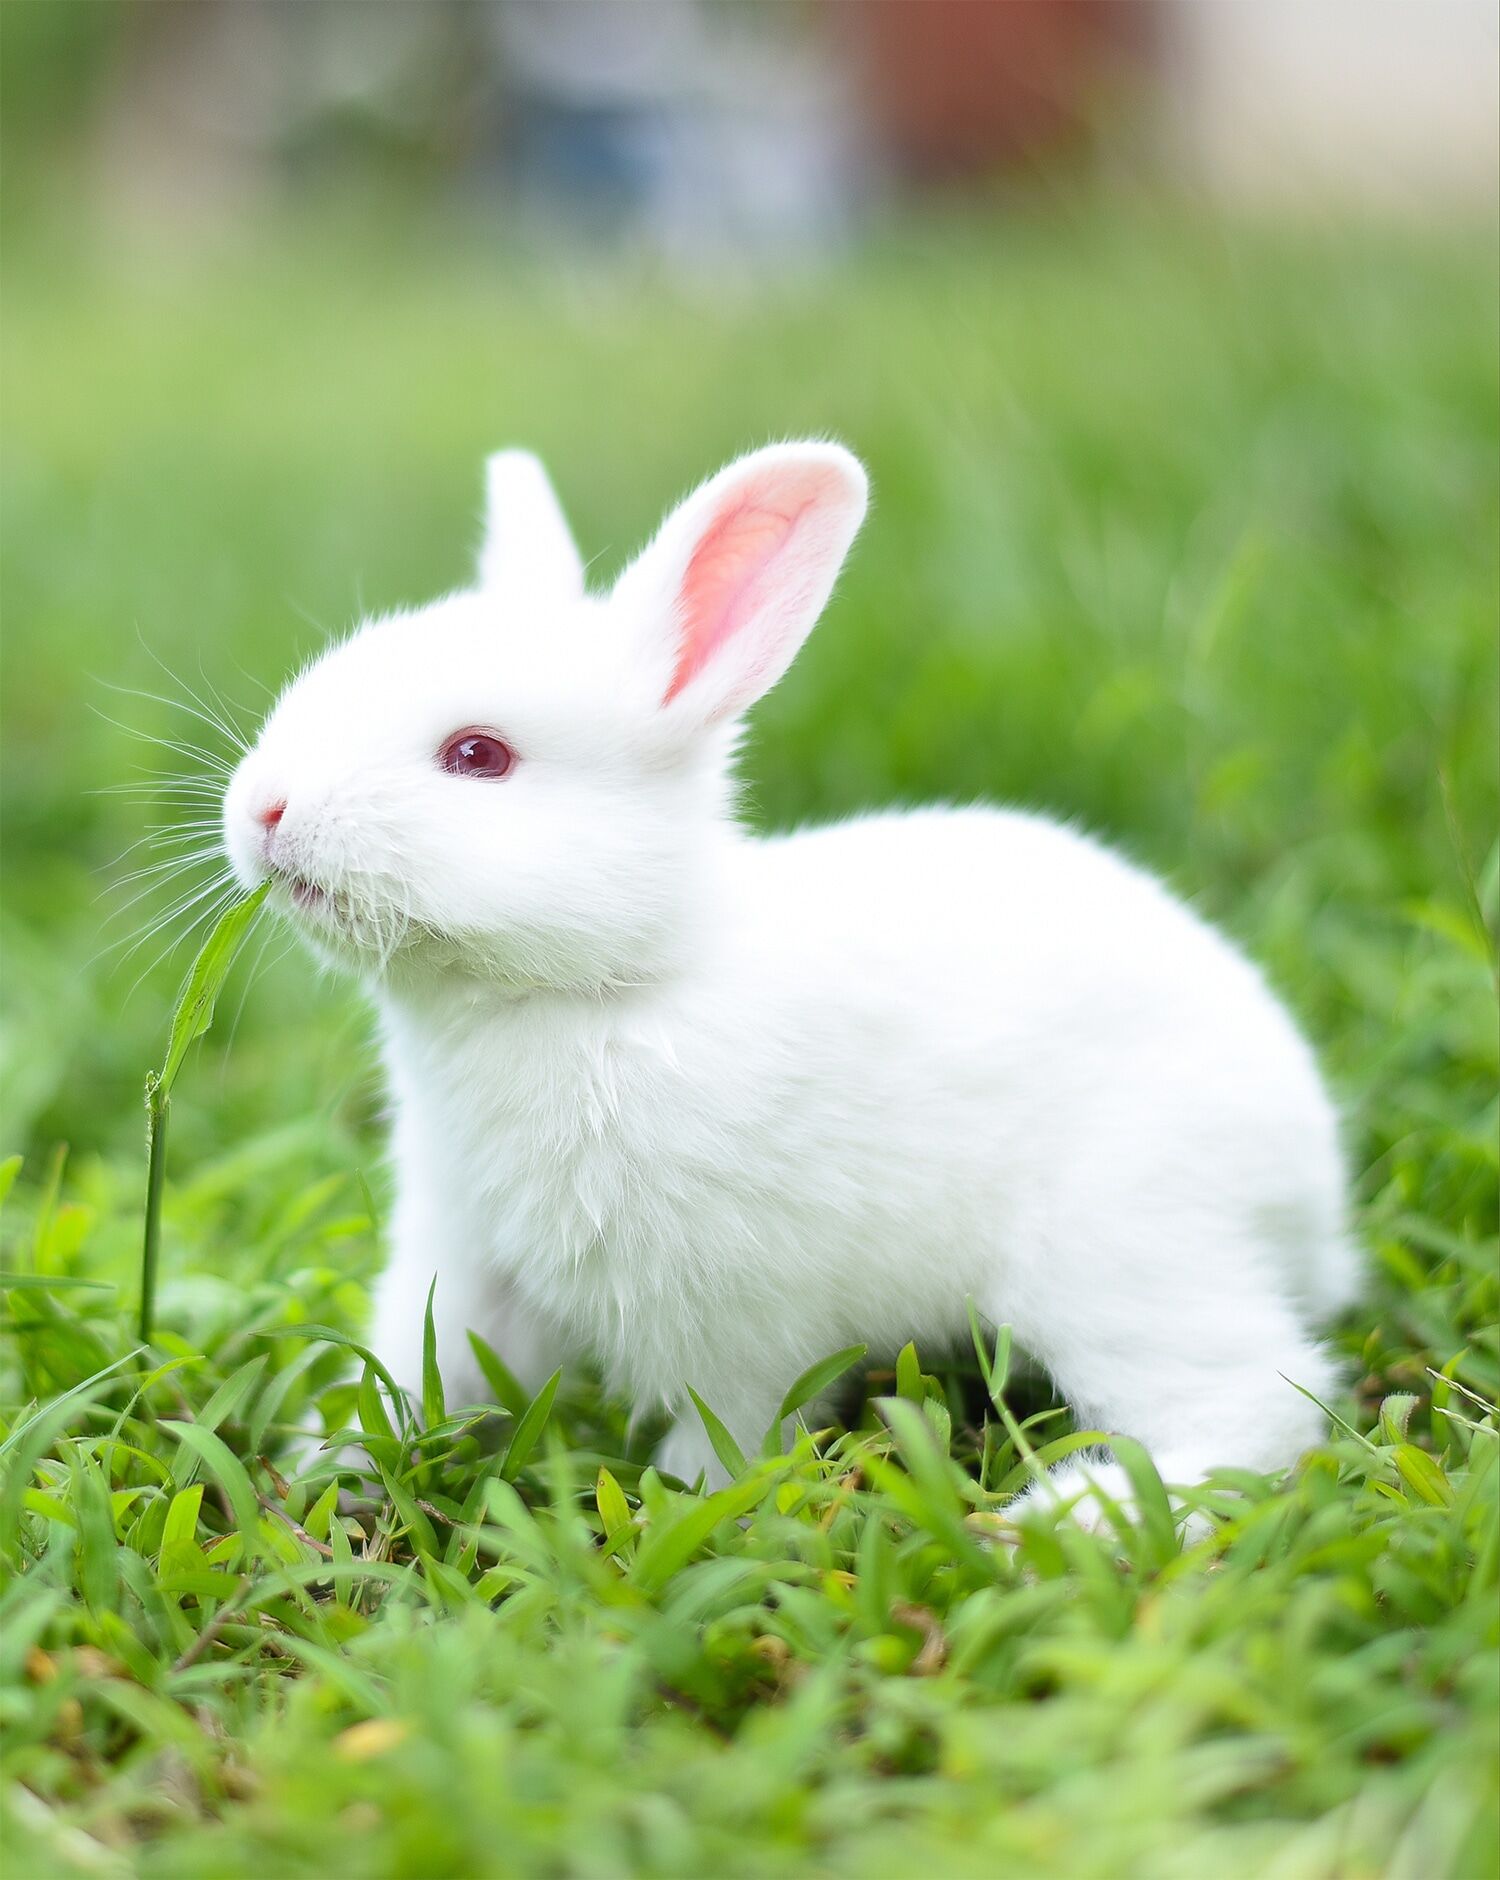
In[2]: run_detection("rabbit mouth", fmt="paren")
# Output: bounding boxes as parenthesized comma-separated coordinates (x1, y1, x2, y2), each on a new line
(286, 875, 326, 912)
(274, 871, 367, 947)
(269, 866, 339, 925)
(268, 865, 421, 965)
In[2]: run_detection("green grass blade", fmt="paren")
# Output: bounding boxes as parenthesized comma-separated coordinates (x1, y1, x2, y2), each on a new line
(0, 1350, 141, 1466)
(465, 1331, 530, 1419)
(259, 1326, 407, 1416)
(138, 882, 272, 1343)
(157, 882, 271, 1095)
(595, 1466, 632, 1543)
(776, 1345, 868, 1425)
(499, 1370, 562, 1482)
(685, 1386, 747, 1480)
(420, 1279, 446, 1430)
(165, 1422, 264, 1556)
(0, 1273, 114, 1293)
(895, 1341, 924, 1402)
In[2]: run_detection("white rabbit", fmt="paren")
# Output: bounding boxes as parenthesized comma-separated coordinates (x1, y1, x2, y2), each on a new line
(223, 440, 1359, 1521)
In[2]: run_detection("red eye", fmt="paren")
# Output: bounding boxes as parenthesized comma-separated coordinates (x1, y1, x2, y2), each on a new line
(438, 728, 516, 779)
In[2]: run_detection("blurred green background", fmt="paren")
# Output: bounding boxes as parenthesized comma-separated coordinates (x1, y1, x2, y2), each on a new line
(2, 0, 1496, 1200)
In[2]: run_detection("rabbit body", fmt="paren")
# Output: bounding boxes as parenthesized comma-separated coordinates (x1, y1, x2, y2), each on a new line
(225, 441, 1357, 1513)
(370, 800, 1355, 1494)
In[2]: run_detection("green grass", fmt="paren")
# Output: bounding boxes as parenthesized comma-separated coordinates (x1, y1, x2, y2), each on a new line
(2, 200, 1497, 1878)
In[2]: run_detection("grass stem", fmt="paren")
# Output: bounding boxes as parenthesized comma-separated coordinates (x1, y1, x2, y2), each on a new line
(139, 1075, 169, 1343)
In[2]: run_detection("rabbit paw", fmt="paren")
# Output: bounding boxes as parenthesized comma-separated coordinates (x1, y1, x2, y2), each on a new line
(1008, 1458, 1213, 1546)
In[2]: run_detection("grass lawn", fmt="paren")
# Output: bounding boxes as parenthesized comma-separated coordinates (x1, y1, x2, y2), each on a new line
(2, 200, 1497, 1878)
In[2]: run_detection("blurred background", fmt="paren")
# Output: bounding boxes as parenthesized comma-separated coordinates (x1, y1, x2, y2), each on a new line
(2, 3, 1496, 1228)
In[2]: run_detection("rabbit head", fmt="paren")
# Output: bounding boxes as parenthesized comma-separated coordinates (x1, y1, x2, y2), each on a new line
(222, 441, 868, 990)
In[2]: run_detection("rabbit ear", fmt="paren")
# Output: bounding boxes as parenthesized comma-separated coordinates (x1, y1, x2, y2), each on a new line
(616, 442, 868, 728)
(478, 450, 584, 605)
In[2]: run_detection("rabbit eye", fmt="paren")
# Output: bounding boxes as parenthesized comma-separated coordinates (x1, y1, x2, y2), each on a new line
(438, 728, 516, 779)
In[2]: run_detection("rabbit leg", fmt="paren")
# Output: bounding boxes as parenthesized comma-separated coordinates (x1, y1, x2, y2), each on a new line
(1002, 1273, 1338, 1533)
(368, 1234, 573, 1415)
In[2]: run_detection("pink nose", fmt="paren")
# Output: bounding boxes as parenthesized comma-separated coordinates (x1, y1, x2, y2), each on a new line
(257, 799, 287, 831)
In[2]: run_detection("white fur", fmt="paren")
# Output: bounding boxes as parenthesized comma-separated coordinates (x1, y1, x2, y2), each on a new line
(223, 441, 1359, 1518)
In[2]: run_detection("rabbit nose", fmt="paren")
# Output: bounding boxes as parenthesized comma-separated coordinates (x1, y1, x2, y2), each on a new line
(257, 798, 287, 831)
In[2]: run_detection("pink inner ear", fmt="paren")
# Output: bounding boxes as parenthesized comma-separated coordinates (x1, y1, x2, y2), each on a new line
(665, 466, 836, 704)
